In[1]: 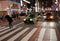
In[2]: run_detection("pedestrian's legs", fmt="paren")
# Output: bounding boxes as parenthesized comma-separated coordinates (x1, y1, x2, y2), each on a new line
(9, 22, 13, 28)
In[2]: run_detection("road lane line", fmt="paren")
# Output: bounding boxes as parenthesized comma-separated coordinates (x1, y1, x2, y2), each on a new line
(50, 29, 57, 41)
(21, 28, 37, 41)
(38, 28, 46, 41)
(8, 28, 29, 41)
(0, 27, 23, 41)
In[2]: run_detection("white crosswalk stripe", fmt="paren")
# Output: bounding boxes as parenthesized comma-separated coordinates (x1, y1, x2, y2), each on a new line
(0, 22, 23, 35)
(38, 28, 46, 41)
(0, 22, 23, 32)
(0, 26, 6, 30)
(0, 27, 9, 31)
(0, 27, 23, 41)
(7, 28, 29, 41)
(21, 28, 37, 41)
(50, 29, 57, 41)
(0, 25, 37, 41)
(0, 26, 17, 35)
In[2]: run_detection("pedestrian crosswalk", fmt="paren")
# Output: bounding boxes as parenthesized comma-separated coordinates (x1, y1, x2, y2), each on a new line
(0, 26, 7, 30)
(0, 27, 23, 41)
(0, 22, 24, 32)
(38, 28, 46, 41)
(21, 28, 37, 41)
(0, 23, 37, 41)
(0, 22, 58, 41)
(37, 22, 57, 41)
(7, 28, 29, 41)
(0, 26, 17, 35)
(0, 27, 9, 32)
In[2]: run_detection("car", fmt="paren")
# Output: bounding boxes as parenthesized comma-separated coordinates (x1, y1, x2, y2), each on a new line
(23, 14, 36, 24)
(43, 12, 55, 20)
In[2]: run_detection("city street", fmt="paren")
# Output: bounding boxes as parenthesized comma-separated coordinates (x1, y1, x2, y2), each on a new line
(0, 19, 59, 41)
(0, 0, 60, 41)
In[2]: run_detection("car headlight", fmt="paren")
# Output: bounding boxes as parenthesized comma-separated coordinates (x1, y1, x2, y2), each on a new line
(24, 19, 26, 21)
(50, 16, 53, 19)
(30, 19, 33, 21)
(43, 16, 46, 19)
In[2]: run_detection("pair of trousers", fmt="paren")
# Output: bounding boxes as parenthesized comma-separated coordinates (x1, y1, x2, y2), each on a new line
(9, 22, 13, 28)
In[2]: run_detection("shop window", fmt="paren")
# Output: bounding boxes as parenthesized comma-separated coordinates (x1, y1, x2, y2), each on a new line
(11, 4, 19, 9)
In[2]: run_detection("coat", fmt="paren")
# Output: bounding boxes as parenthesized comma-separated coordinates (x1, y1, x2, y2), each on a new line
(5, 15, 13, 23)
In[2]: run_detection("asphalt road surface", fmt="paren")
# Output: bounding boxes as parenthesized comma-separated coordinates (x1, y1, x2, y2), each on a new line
(0, 20, 59, 41)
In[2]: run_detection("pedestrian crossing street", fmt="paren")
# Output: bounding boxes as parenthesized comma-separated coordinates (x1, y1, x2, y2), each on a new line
(0, 22, 37, 41)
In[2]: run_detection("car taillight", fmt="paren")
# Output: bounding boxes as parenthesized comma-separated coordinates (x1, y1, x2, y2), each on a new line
(50, 16, 53, 19)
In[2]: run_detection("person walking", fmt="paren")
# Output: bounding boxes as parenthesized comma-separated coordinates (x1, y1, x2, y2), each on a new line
(5, 15, 13, 28)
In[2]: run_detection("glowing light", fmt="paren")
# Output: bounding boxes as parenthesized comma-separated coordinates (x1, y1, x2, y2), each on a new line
(55, 2, 58, 4)
(30, 19, 33, 21)
(21, 0, 23, 6)
(23, 0, 30, 4)
(56, 8, 58, 11)
(50, 16, 53, 19)
(43, 16, 46, 19)
(24, 19, 26, 21)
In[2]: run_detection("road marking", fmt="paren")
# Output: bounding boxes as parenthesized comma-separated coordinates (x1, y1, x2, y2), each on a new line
(0, 26, 17, 35)
(0, 22, 23, 32)
(0, 27, 9, 31)
(38, 28, 46, 41)
(0, 26, 6, 30)
(0, 22, 23, 35)
(50, 29, 57, 41)
(0, 27, 23, 41)
(8, 28, 29, 41)
(21, 28, 37, 41)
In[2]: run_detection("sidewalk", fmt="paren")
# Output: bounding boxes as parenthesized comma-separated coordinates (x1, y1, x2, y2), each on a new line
(0, 16, 25, 26)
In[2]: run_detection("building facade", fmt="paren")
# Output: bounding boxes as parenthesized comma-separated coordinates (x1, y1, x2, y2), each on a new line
(0, 0, 20, 16)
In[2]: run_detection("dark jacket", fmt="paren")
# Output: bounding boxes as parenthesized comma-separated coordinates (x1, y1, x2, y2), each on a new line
(5, 15, 13, 23)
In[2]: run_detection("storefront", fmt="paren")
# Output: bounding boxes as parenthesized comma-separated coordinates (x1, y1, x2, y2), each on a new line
(9, 1, 20, 15)
(0, 1, 20, 16)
